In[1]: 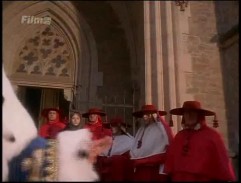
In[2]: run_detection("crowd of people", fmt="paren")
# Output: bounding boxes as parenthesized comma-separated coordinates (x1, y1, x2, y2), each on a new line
(13, 101, 237, 181)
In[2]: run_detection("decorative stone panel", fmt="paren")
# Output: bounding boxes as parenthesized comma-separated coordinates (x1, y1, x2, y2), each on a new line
(15, 26, 71, 78)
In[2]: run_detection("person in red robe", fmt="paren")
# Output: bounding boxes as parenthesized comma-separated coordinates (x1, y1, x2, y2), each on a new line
(130, 104, 174, 181)
(82, 107, 112, 179)
(98, 117, 134, 181)
(82, 108, 112, 140)
(39, 108, 66, 139)
(164, 100, 236, 181)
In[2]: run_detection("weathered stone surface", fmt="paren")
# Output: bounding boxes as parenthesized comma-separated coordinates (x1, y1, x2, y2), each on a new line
(186, 1, 239, 151)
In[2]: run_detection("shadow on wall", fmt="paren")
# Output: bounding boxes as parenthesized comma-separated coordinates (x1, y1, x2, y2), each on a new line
(213, 1, 239, 180)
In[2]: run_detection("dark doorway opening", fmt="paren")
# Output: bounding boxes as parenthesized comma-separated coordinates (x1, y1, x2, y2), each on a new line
(17, 86, 70, 129)
(25, 87, 41, 127)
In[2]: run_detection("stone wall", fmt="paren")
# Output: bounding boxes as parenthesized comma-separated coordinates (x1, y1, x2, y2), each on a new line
(214, 1, 239, 179)
(73, 2, 137, 132)
(215, 1, 239, 35)
(186, 1, 228, 144)
(214, 1, 239, 153)
(185, 4, 239, 179)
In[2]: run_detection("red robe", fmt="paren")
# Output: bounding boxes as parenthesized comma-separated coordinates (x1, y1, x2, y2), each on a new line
(131, 153, 168, 181)
(164, 123, 236, 181)
(39, 121, 66, 139)
(84, 120, 112, 140)
(97, 151, 133, 181)
(84, 118, 113, 180)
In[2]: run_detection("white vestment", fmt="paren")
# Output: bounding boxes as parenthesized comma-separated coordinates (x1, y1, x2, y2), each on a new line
(101, 134, 134, 156)
(130, 121, 169, 174)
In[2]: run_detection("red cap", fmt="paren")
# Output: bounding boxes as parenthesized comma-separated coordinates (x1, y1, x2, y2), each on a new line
(82, 108, 106, 118)
(41, 108, 62, 118)
(132, 104, 167, 118)
(170, 101, 215, 116)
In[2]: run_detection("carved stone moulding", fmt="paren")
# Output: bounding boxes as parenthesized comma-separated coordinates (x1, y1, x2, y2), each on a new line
(175, 0, 189, 11)
(9, 74, 74, 89)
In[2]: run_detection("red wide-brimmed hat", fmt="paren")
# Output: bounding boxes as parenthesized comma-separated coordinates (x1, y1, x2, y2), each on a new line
(41, 108, 62, 118)
(169, 101, 218, 128)
(82, 108, 106, 118)
(170, 101, 215, 116)
(109, 117, 131, 128)
(132, 104, 167, 118)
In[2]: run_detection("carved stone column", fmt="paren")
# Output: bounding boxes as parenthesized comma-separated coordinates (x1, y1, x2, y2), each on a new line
(144, 1, 165, 107)
(143, 1, 194, 134)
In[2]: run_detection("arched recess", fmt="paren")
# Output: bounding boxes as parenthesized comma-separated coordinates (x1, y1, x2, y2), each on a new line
(3, 1, 101, 109)
(3, 1, 79, 88)
(108, 1, 144, 107)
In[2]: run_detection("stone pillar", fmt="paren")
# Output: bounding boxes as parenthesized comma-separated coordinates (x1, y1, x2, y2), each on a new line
(172, 1, 194, 105)
(144, 1, 165, 107)
(144, 1, 182, 133)
(162, 1, 179, 134)
(143, 1, 152, 104)
(153, 1, 165, 109)
(168, 1, 195, 133)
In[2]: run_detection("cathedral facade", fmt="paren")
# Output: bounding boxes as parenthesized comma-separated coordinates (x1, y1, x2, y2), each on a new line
(3, 1, 239, 176)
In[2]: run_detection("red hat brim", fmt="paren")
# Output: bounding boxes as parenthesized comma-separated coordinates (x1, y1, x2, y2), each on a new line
(170, 108, 215, 116)
(41, 108, 62, 118)
(132, 110, 167, 118)
(82, 111, 106, 118)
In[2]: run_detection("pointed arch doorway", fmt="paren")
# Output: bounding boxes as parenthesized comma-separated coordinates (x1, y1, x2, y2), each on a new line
(3, 1, 87, 129)
(3, 1, 102, 120)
